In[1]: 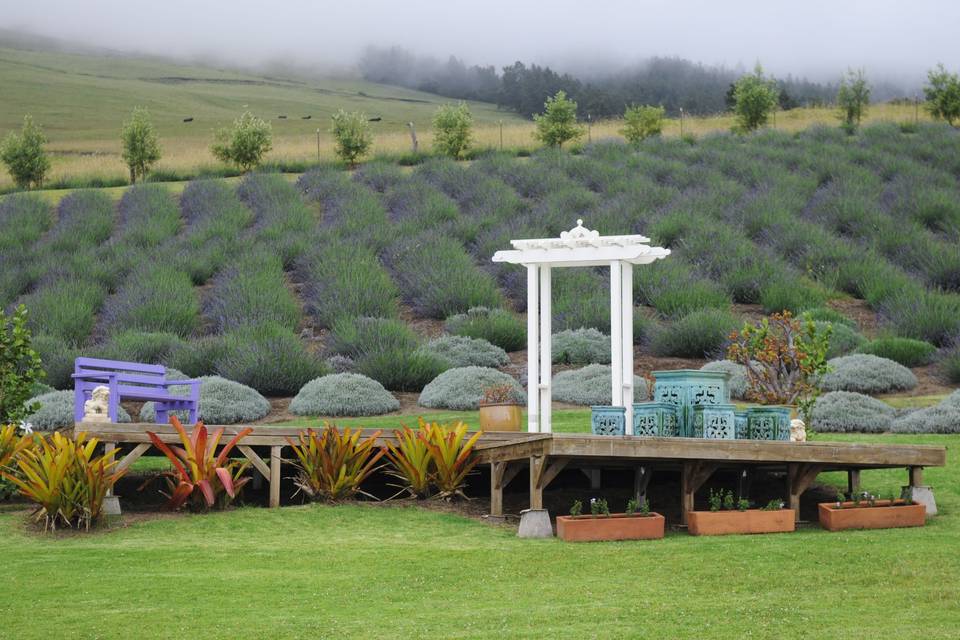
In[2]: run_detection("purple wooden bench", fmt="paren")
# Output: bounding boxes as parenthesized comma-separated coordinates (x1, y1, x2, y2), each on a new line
(73, 357, 200, 424)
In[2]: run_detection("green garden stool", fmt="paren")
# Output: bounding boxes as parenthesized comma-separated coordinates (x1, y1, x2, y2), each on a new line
(633, 402, 679, 437)
(692, 403, 737, 439)
(652, 370, 731, 437)
(591, 405, 626, 436)
(746, 406, 792, 441)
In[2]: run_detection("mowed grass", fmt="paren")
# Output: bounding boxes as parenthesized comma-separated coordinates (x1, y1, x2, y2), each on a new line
(1, 431, 957, 639)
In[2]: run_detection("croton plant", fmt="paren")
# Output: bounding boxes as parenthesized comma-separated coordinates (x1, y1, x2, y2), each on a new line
(726, 311, 831, 422)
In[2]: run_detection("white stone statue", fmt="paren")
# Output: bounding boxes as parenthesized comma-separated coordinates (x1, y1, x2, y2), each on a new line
(83, 386, 112, 423)
(790, 418, 807, 443)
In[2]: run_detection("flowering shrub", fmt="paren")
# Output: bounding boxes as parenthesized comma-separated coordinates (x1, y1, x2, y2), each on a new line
(727, 311, 831, 420)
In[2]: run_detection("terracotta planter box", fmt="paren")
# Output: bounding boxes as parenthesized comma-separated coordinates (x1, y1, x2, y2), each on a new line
(479, 403, 522, 431)
(688, 509, 795, 536)
(818, 500, 926, 531)
(556, 513, 665, 542)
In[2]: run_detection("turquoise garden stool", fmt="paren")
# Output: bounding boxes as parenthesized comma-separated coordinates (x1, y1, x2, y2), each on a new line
(633, 402, 679, 437)
(652, 370, 730, 437)
(746, 406, 792, 441)
(591, 405, 626, 436)
(734, 410, 749, 440)
(692, 403, 737, 439)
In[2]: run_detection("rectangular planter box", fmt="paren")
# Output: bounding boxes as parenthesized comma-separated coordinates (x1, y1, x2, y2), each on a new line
(556, 513, 665, 542)
(688, 509, 796, 536)
(818, 501, 926, 531)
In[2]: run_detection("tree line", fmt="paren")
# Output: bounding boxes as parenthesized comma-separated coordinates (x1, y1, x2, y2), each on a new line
(359, 47, 846, 118)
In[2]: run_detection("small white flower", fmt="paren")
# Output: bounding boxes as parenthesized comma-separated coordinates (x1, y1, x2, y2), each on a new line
(19, 421, 33, 435)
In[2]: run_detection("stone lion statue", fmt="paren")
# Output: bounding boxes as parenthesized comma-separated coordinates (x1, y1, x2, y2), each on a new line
(790, 418, 807, 443)
(83, 385, 111, 423)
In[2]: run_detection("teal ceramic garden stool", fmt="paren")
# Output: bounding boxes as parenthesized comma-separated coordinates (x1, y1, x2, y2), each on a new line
(591, 405, 626, 436)
(633, 402, 679, 437)
(746, 406, 792, 441)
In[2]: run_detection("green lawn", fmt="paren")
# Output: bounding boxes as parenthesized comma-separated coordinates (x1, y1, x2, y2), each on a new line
(2, 432, 957, 639)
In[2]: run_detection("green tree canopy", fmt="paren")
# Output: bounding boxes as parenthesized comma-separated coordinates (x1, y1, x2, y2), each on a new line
(533, 90, 584, 149)
(732, 64, 780, 133)
(432, 102, 473, 159)
(620, 105, 665, 145)
(211, 111, 273, 171)
(836, 69, 871, 132)
(0, 305, 45, 424)
(924, 63, 960, 126)
(0, 115, 51, 189)
(330, 110, 373, 167)
(121, 106, 162, 183)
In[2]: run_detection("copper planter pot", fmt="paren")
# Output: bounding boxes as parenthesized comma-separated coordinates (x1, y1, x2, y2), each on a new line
(478, 403, 522, 431)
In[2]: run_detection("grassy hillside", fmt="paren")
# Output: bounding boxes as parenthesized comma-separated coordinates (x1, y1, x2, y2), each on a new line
(2, 122, 959, 399)
(0, 38, 941, 190)
(0, 40, 525, 188)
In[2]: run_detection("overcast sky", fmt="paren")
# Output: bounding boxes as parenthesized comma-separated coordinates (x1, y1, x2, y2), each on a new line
(3, 0, 958, 82)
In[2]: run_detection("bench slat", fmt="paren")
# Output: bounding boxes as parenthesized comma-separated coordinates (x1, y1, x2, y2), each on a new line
(74, 357, 166, 375)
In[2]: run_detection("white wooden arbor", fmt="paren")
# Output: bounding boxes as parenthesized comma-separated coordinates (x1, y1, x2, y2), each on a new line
(492, 220, 671, 434)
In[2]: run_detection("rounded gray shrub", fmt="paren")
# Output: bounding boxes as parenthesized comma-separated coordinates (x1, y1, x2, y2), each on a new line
(553, 364, 650, 406)
(141, 375, 271, 425)
(811, 391, 896, 433)
(700, 360, 748, 400)
(420, 335, 509, 368)
(290, 373, 400, 417)
(419, 367, 525, 411)
(891, 391, 960, 434)
(25, 390, 131, 431)
(820, 354, 918, 394)
(551, 328, 611, 365)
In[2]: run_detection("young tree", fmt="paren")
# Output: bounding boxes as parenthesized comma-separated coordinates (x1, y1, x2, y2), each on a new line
(330, 109, 373, 167)
(432, 102, 473, 159)
(924, 63, 960, 126)
(533, 90, 584, 149)
(0, 305, 45, 424)
(120, 106, 162, 183)
(836, 68, 871, 133)
(620, 105, 665, 145)
(0, 115, 51, 189)
(731, 64, 779, 133)
(211, 111, 272, 171)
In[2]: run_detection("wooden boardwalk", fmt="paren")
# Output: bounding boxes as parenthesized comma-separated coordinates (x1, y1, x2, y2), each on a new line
(77, 422, 946, 522)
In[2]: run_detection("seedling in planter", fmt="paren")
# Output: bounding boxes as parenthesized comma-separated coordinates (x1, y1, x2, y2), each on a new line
(708, 489, 723, 512)
(902, 488, 914, 505)
(722, 490, 735, 511)
(590, 498, 610, 516)
(763, 499, 785, 511)
(625, 498, 639, 515)
(570, 499, 583, 517)
(867, 492, 877, 507)
(639, 499, 651, 516)
(737, 498, 750, 512)
(836, 491, 846, 508)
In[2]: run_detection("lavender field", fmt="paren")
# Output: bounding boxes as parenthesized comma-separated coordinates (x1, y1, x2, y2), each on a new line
(2, 122, 959, 397)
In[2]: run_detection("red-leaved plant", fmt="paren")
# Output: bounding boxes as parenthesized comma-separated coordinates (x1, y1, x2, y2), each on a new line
(146, 416, 252, 511)
(726, 311, 831, 422)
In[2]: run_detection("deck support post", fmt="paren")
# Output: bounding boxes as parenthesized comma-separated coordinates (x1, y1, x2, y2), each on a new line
(489, 461, 522, 519)
(908, 466, 923, 487)
(681, 461, 719, 525)
(529, 455, 568, 510)
(737, 467, 753, 501)
(787, 463, 824, 522)
(104, 443, 116, 497)
(269, 446, 282, 509)
(634, 465, 651, 507)
(847, 469, 861, 498)
(904, 466, 937, 516)
(581, 468, 601, 489)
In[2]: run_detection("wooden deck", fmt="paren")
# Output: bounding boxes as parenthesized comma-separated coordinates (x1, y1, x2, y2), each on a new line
(77, 422, 947, 522)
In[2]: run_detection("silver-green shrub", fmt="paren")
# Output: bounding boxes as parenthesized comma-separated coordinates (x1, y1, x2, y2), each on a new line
(820, 354, 918, 394)
(420, 335, 509, 368)
(290, 373, 400, 417)
(25, 390, 131, 431)
(140, 375, 271, 425)
(891, 391, 960, 434)
(816, 321, 866, 359)
(811, 391, 895, 433)
(553, 364, 650, 406)
(419, 366, 525, 411)
(551, 328, 611, 365)
(700, 360, 748, 399)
